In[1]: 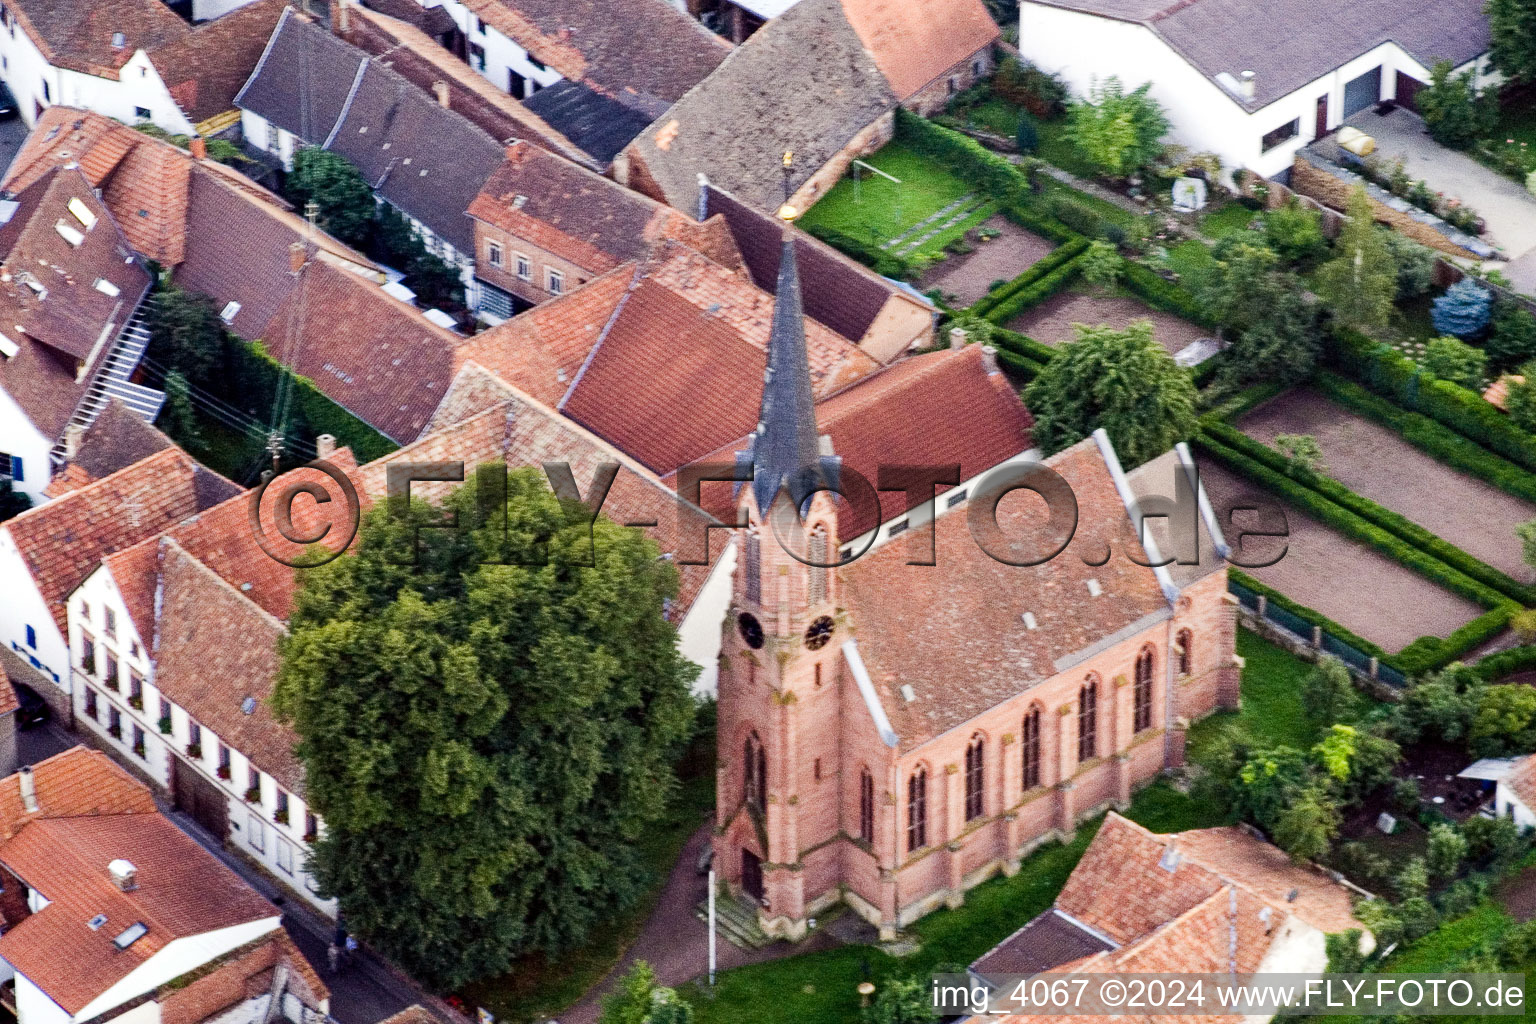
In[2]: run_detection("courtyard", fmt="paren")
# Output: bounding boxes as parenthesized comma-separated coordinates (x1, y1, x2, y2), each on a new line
(921, 215, 1056, 306)
(1236, 388, 1536, 580)
(1009, 290, 1211, 356)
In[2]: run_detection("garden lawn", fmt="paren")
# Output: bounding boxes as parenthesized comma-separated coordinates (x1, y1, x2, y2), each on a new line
(1197, 202, 1259, 240)
(798, 141, 980, 256)
(1496, 99, 1536, 149)
(683, 783, 1220, 1024)
(1033, 116, 1100, 180)
(1187, 628, 1369, 764)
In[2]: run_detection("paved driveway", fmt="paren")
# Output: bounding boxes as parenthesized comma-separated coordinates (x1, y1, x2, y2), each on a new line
(1344, 108, 1536, 277)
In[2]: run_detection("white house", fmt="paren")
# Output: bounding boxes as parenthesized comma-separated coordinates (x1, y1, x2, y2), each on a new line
(1459, 756, 1536, 831)
(0, 0, 289, 136)
(1015, 0, 1495, 184)
(0, 748, 327, 1024)
(68, 533, 337, 917)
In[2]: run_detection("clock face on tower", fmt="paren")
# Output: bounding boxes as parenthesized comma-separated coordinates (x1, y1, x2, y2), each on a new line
(804, 615, 835, 651)
(738, 612, 765, 649)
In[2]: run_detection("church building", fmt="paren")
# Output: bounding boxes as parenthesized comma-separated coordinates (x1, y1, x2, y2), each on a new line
(713, 210, 1240, 940)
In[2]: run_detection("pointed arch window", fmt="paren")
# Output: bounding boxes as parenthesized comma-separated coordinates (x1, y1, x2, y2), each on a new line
(744, 532, 761, 604)
(1022, 706, 1041, 790)
(1134, 646, 1155, 733)
(859, 767, 875, 843)
(906, 768, 927, 852)
(1176, 629, 1193, 677)
(964, 734, 985, 820)
(808, 525, 828, 605)
(1078, 679, 1098, 763)
(744, 732, 766, 813)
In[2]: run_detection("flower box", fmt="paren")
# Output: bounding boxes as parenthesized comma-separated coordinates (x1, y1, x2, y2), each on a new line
(128, 694, 143, 711)
(217, 764, 232, 781)
(158, 716, 173, 734)
(108, 725, 122, 740)
(274, 809, 289, 825)
(244, 785, 261, 804)
(304, 831, 318, 844)
(186, 743, 203, 760)
(132, 742, 145, 758)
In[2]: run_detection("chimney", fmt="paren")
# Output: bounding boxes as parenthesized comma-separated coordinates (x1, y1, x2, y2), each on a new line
(64, 423, 84, 460)
(17, 765, 36, 814)
(315, 433, 337, 459)
(289, 241, 307, 274)
(108, 859, 138, 893)
(979, 344, 998, 374)
(331, 0, 350, 34)
(949, 326, 968, 350)
(189, 136, 206, 161)
(1239, 70, 1256, 101)
(433, 80, 450, 108)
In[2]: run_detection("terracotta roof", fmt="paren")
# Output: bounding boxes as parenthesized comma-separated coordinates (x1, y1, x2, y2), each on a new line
(702, 185, 925, 346)
(625, 0, 896, 211)
(469, 142, 684, 275)
(2, 447, 238, 637)
(0, 811, 277, 1014)
(1502, 755, 1536, 815)
(458, 0, 729, 112)
(0, 671, 16, 718)
(159, 933, 328, 1024)
(150, 540, 303, 793)
(256, 259, 466, 442)
(371, 366, 721, 619)
(4, 0, 187, 79)
(838, 438, 1170, 750)
(377, 1006, 440, 1024)
(0, 746, 156, 842)
(148, 0, 292, 124)
(100, 137, 193, 266)
(1170, 826, 1366, 936)
(49, 398, 174, 494)
(0, 167, 151, 438)
(838, 0, 998, 101)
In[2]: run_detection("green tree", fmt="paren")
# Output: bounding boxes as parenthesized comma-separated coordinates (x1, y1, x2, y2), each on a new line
(1426, 822, 1469, 881)
(404, 249, 466, 313)
(158, 370, 203, 451)
(863, 977, 939, 1024)
(1396, 856, 1431, 901)
(148, 286, 225, 388)
(1022, 321, 1197, 467)
(600, 962, 693, 1024)
(1356, 898, 1405, 949)
(0, 478, 30, 523)
(1263, 199, 1326, 264)
(1205, 242, 1321, 389)
(1418, 61, 1499, 149)
(1460, 814, 1523, 870)
(1301, 655, 1354, 722)
(1233, 744, 1313, 830)
(1315, 187, 1397, 335)
(1488, 306, 1536, 369)
(273, 468, 698, 990)
(1271, 784, 1340, 862)
(285, 147, 376, 248)
(1079, 239, 1122, 289)
(1383, 231, 1438, 300)
(1423, 335, 1489, 389)
(1015, 113, 1039, 155)
(1469, 683, 1536, 756)
(1488, 0, 1536, 82)
(1062, 77, 1170, 178)
(1388, 664, 1484, 745)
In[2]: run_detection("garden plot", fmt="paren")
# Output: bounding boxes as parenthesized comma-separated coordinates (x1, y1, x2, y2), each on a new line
(1009, 291, 1210, 357)
(1238, 388, 1536, 581)
(922, 216, 1055, 306)
(1196, 459, 1486, 654)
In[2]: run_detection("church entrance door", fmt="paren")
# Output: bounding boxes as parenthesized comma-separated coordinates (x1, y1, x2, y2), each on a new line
(741, 848, 765, 906)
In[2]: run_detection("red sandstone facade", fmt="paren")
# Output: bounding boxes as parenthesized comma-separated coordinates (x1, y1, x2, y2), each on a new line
(713, 446, 1239, 941)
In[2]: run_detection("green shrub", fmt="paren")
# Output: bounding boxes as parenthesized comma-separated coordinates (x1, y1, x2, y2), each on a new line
(1383, 231, 1439, 300)
(983, 258, 1085, 323)
(1263, 199, 1327, 264)
(969, 236, 1088, 318)
(1423, 335, 1489, 389)
(991, 328, 1058, 365)
(895, 109, 1030, 206)
(1001, 201, 1084, 244)
(1015, 114, 1039, 154)
(1488, 306, 1536, 369)
(1048, 196, 1103, 237)
(1120, 259, 1215, 327)
(801, 223, 916, 280)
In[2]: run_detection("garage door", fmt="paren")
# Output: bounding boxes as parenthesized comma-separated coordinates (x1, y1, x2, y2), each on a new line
(1343, 67, 1382, 118)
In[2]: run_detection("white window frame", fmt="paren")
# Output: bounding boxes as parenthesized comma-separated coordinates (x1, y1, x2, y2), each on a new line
(487, 240, 503, 268)
(547, 268, 563, 295)
(515, 253, 531, 281)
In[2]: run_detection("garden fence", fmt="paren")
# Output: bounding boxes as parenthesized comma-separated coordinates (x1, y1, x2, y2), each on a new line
(1229, 578, 1408, 689)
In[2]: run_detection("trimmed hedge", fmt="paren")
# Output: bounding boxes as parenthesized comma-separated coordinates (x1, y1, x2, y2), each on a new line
(1326, 327, 1536, 475)
(992, 327, 1058, 366)
(1473, 645, 1536, 681)
(236, 341, 399, 462)
(982, 256, 1085, 324)
(1230, 569, 1392, 666)
(1120, 259, 1217, 330)
(1001, 202, 1082, 245)
(801, 222, 915, 280)
(895, 108, 1031, 207)
(1200, 382, 1287, 425)
(1202, 432, 1517, 675)
(970, 236, 1089, 318)
(1202, 421, 1536, 606)
(1311, 371, 1536, 506)
(992, 345, 1048, 381)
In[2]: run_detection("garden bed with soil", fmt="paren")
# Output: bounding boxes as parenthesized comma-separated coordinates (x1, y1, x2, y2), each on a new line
(922, 216, 1056, 307)
(1007, 290, 1210, 356)
(1496, 865, 1536, 922)
(1237, 388, 1536, 580)
(1196, 459, 1487, 653)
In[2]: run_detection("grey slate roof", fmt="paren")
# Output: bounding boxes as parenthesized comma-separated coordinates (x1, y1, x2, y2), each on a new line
(66, 399, 173, 483)
(626, 0, 896, 212)
(972, 909, 1116, 977)
(523, 80, 654, 166)
(1029, 0, 1491, 111)
(236, 11, 504, 254)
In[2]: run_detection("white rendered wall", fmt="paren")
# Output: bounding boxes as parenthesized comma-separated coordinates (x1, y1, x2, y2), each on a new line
(15, 974, 70, 1024)
(0, 386, 53, 504)
(677, 537, 736, 697)
(0, 530, 68, 692)
(439, 1, 564, 98)
(0, 16, 59, 129)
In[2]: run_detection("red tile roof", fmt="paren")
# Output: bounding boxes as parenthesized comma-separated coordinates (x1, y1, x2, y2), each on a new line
(2, 448, 234, 637)
(0, 812, 277, 1014)
(839, 439, 1169, 750)
(4, 0, 186, 79)
(0, 746, 156, 840)
(159, 933, 328, 1024)
(148, 0, 292, 125)
(837, 0, 999, 101)
(1501, 755, 1536, 819)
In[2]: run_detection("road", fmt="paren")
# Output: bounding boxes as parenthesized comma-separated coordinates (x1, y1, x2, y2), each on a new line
(0, 115, 27, 177)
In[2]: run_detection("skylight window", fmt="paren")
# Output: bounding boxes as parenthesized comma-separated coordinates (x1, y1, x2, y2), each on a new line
(113, 922, 148, 950)
(219, 301, 241, 324)
(87, 913, 108, 931)
(94, 278, 120, 297)
(55, 221, 85, 247)
(68, 198, 97, 230)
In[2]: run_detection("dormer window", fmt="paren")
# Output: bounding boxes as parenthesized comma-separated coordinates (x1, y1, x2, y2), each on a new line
(111, 31, 126, 49)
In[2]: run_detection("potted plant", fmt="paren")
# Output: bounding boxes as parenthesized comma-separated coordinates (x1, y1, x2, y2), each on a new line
(158, 716, 172, 734)
(304, 827, 319, 844)
(244, 785, 261, 804)
(186, 742, 203, 760)
(217, 763, 232, 781)
(128, 693, 143, 711)
(274, 808, 290, 825)
(132, 739, 145, 758)
(108, 724, 122, 740)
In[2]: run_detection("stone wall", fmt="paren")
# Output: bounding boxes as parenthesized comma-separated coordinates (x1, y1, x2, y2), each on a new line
(1287, 153, 1490, 260)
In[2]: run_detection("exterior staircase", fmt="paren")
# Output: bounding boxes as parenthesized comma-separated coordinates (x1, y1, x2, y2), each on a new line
(49, 306, 164, 463)
(695, 891, 772, 950)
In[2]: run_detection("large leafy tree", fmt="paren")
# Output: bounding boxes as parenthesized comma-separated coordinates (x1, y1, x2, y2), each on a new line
(274, 468, 697, 990)
(1022, 321, 1197, 467)
(1417, 61, 1499, 149)
(1063, 77, 1170, 178)
(1487, 0, 1536, 83)
(1204, 240, 1321, 390)
(285, 147, 376, 248)
(148, 285, 226, 388)
(1315, 187, 1397, 336)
